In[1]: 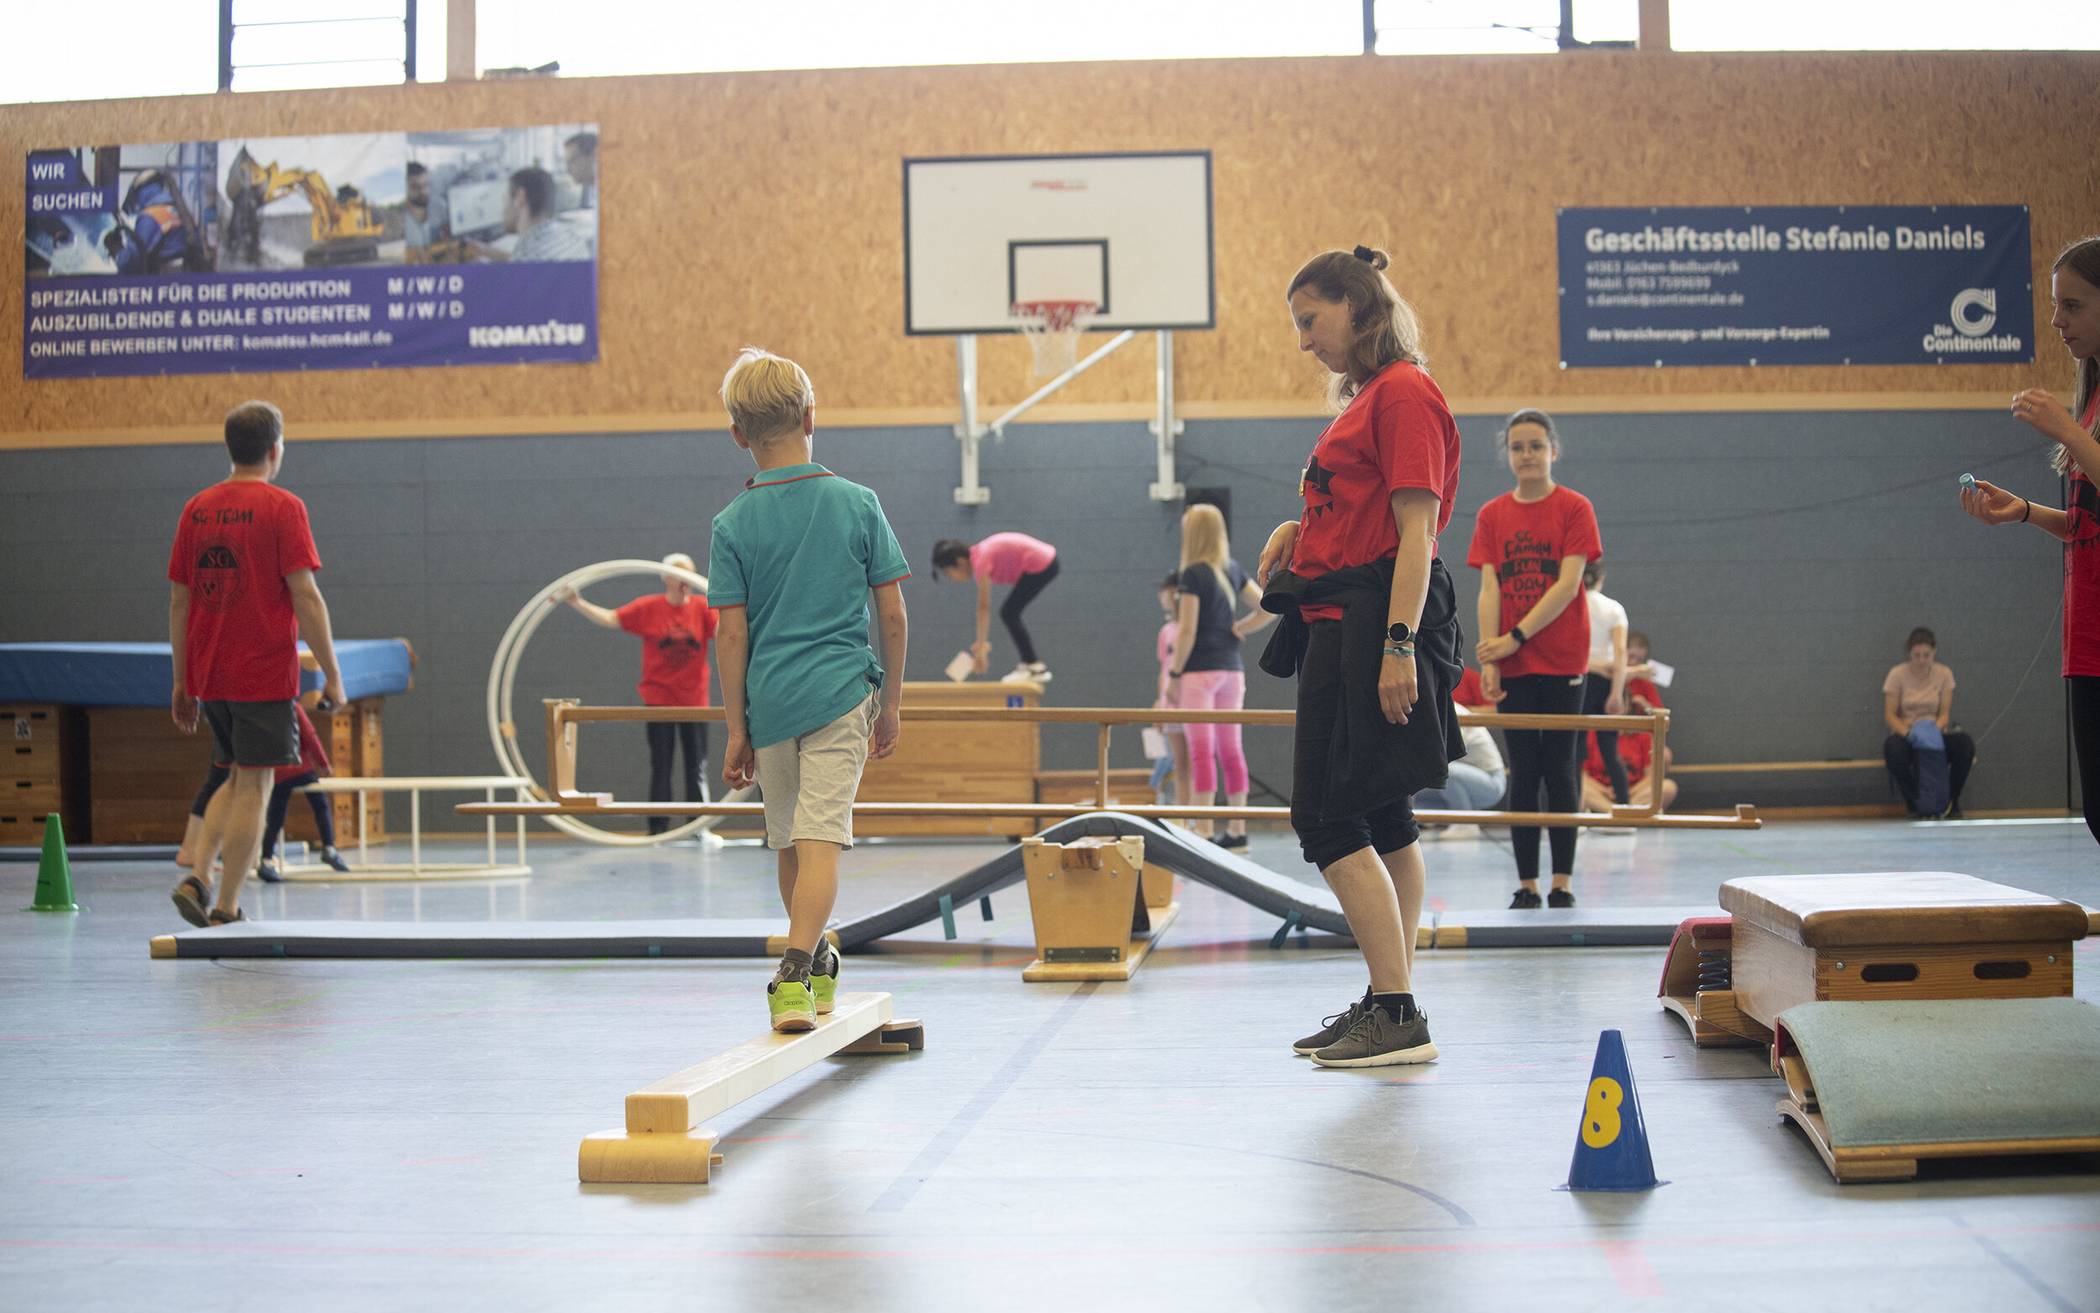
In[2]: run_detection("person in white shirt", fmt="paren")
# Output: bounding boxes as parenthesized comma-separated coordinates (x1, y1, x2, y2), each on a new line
(472, 168, 590, 263)
(1415, 667, 1506, 838)
(1580, 562, 1631, 805)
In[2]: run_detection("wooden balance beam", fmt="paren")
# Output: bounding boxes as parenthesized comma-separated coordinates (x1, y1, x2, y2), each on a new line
(579, 991, 924, 1184)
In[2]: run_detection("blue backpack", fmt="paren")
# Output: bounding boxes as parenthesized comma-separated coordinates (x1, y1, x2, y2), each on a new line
(1907, 720, 1950, 817)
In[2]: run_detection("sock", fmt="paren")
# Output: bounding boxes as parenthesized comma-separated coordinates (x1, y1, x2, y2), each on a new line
(1371, 992, 1415, 1023)
(812, 940, 838, 976)
(773, 948, 813, 985)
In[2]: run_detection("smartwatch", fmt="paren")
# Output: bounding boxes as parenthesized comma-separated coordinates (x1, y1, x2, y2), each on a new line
(1386, 621, 1414, 645)
(1510, 624, 1529, 646)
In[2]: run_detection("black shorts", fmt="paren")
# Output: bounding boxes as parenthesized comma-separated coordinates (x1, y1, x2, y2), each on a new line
(203, 699, 299, 769)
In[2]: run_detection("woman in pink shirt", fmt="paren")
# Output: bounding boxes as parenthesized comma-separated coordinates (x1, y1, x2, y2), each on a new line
(933, 532, 1060, 682)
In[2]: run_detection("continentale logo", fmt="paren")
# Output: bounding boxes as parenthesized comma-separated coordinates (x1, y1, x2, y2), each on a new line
(1923, 287, 2021, 356)
(1949, 288, 1996, 337)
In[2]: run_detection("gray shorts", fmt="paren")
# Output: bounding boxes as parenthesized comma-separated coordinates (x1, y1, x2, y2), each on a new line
(755, 692, 877, 850)
(203, 699, 299, 769)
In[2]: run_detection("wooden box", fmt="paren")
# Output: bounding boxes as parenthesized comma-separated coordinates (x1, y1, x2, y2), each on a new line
(855, 681, 1040, 838)
(2, 705, 89, 844)
(1718, 872, 2088, 1034)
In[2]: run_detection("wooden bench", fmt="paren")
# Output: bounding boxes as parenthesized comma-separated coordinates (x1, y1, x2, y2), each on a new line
(1714, 872, 2088, 1034)
(1671, 759, 1880, 775)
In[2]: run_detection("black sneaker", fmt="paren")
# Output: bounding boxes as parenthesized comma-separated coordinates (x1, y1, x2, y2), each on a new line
(322, 845, 351, 873)
(1547, 888, 1577, 908)
(1218, 834, 1249, 851)
(255, 858, 282, 884)
(1292, 992, 1369, 1056)
(1509, 887, 1543, 909)
(1310, 1004, 1437, 1068)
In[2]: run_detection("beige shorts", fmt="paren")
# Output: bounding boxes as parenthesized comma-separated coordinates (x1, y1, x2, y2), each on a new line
(755, 691, 878, 850)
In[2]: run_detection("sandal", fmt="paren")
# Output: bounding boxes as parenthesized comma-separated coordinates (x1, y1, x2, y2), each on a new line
(207, 907, 245, 926)
(171, 876, 213, 928)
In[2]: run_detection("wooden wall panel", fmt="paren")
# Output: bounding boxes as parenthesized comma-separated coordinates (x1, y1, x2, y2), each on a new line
(5, 51, 2095, 447)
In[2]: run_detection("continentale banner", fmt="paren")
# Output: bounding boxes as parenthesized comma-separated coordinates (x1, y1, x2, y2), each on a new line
(23, 124, 600, 379)
(1557, 205, 2033, 368)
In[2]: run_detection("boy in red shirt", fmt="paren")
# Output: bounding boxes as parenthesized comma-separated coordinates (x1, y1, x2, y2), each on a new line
(556, 552, 719, 834)
(168, 401, 345, 925)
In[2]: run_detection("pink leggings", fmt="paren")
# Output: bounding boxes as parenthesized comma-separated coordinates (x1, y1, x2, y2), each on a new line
(1179, 669, 1249, 795)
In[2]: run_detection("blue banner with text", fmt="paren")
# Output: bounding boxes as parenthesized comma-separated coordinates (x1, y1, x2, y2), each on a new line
(1557, 205, 2032, 369)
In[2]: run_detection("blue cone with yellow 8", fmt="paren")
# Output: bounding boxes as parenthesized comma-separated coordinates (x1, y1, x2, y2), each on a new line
(1562, 1029, 1665, 1191)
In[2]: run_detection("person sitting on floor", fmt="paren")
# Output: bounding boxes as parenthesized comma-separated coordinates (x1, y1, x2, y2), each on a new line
(1414, 666, 1505, 839)
(1881, 625, 1976, 818)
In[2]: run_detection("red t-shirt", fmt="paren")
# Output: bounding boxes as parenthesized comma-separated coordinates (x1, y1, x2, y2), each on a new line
(2064, 394, 2100, 678)
(1467, 485, 1603, 678)
(1293, 363, 1461, 621)
(276, 704, 331, 783)
(1586, 678, 1662, 785)
(166, 480, 322, 701)
(617, 593, 718, 706)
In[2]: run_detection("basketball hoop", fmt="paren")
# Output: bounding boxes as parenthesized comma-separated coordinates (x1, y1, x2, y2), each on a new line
(1012, 300, 1098, 376)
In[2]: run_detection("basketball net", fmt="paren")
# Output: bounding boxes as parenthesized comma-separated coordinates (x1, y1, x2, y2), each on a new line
(1012, 300, 1099, 377)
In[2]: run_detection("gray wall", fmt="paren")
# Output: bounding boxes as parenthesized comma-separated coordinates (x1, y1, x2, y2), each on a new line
(0, 408, 2070, 816)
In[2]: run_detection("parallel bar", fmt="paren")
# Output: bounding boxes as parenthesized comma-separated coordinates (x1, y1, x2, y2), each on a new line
(625, 992, 893, 1133)
(459, 799, 1761, 830)
(551, 702, 1668, 733)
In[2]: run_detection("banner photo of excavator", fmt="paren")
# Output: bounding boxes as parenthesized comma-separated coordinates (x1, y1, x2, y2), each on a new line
(23, 123, 598, 379)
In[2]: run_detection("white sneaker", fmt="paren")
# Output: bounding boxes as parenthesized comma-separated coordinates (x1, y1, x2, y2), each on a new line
(1007, 663, 1052, 684)
(1594, 825, 1638, 837)
(1439, 823, 1485, 841)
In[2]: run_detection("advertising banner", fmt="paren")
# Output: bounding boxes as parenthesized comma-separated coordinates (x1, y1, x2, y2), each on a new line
(24, 124, 600, 379)
(1558, 205, 2033, 368)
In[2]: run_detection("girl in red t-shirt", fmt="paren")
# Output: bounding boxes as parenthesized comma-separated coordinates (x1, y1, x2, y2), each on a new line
(555, 552, 719, 836)
(1254, 244, 1463, 1069)
(1467, 408, 1603, 909)
(1960, 235, 2100, 848)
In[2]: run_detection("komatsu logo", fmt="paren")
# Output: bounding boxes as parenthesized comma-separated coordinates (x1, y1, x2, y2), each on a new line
(468, 320, 588, 348)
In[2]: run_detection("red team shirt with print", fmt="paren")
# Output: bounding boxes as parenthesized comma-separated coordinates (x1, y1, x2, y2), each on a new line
(2065, 394, 2100, 678)
(166, 480, 322, 701)
(1292, 363, 1462, 622)
(1466, 485, 1603, 678)
(617, 594, 718, 706)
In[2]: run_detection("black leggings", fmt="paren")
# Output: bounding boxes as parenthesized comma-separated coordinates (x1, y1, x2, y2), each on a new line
(646, 720, 710, 835)
(190, 765, 333, 860)
(1581, 673, 1630, 804)
(999, 558, 1061, 665)
(1290, 621, 1419, 869)
(1499, 673, 1585, 882)
(2074, 676, 2100, 848)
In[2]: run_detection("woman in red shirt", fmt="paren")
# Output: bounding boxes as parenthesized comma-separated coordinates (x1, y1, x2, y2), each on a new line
(556, 552, 719, 835)
(1961, 235, 2100, 847)
(1468, 409, 1603, 909)
(1255, 244, 1463, 1069)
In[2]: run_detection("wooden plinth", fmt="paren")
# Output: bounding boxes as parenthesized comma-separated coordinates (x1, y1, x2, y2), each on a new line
(1719, 873, 2086, 1033)
(1020, 835, 1177, 983)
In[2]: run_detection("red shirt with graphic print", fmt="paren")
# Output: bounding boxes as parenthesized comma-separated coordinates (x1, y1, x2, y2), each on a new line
(1466, 485, 1602, 679)
(2065, 394, 2100, 678)
(167, 480, 322, 701)
(617, 594, 718, 706)
(1292, 363, 1461, 621)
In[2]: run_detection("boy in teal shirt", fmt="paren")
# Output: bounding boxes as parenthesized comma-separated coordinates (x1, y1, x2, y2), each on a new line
(710, 347, 910, 1031)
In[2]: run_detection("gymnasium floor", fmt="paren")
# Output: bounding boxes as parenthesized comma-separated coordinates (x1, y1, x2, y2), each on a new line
(3, 820, 2096, 1310)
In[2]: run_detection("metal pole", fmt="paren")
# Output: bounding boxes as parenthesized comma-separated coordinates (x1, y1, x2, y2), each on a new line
(1148, 330, 1185, 502)
(218, 0, 236, 91)
(988, 329, 1136, 434)
(954, 334, 989, 505)
(1361, 0, 1377, 53)
(404, 0, 419, 81)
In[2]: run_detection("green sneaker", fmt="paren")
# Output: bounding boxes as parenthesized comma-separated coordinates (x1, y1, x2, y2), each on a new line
(810, 942, 840, 1015)
(767, 978, 816, 1032)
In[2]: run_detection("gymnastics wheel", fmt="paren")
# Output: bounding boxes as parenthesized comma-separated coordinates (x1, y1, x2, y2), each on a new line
(487, 558, 748, 847)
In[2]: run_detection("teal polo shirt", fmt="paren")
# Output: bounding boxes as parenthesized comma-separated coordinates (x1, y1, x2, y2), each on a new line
(706, 463, 910, 748)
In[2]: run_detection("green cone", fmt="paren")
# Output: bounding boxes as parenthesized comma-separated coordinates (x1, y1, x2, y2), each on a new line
(28, 814, 80, 913)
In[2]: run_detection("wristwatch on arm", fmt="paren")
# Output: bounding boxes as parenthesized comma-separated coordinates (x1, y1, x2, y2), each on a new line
(1385, 620, 1415, 659)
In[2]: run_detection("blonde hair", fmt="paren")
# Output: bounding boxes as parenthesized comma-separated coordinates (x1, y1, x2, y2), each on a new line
(2051, 236, 2100, 477)
(1285, 245, 1427, 411)
(1179, 503, 1232, 600)
(719, 346, 814, 443)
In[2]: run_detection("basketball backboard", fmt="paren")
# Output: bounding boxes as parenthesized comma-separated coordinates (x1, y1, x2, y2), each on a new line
(903, 151, 1214, 335)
